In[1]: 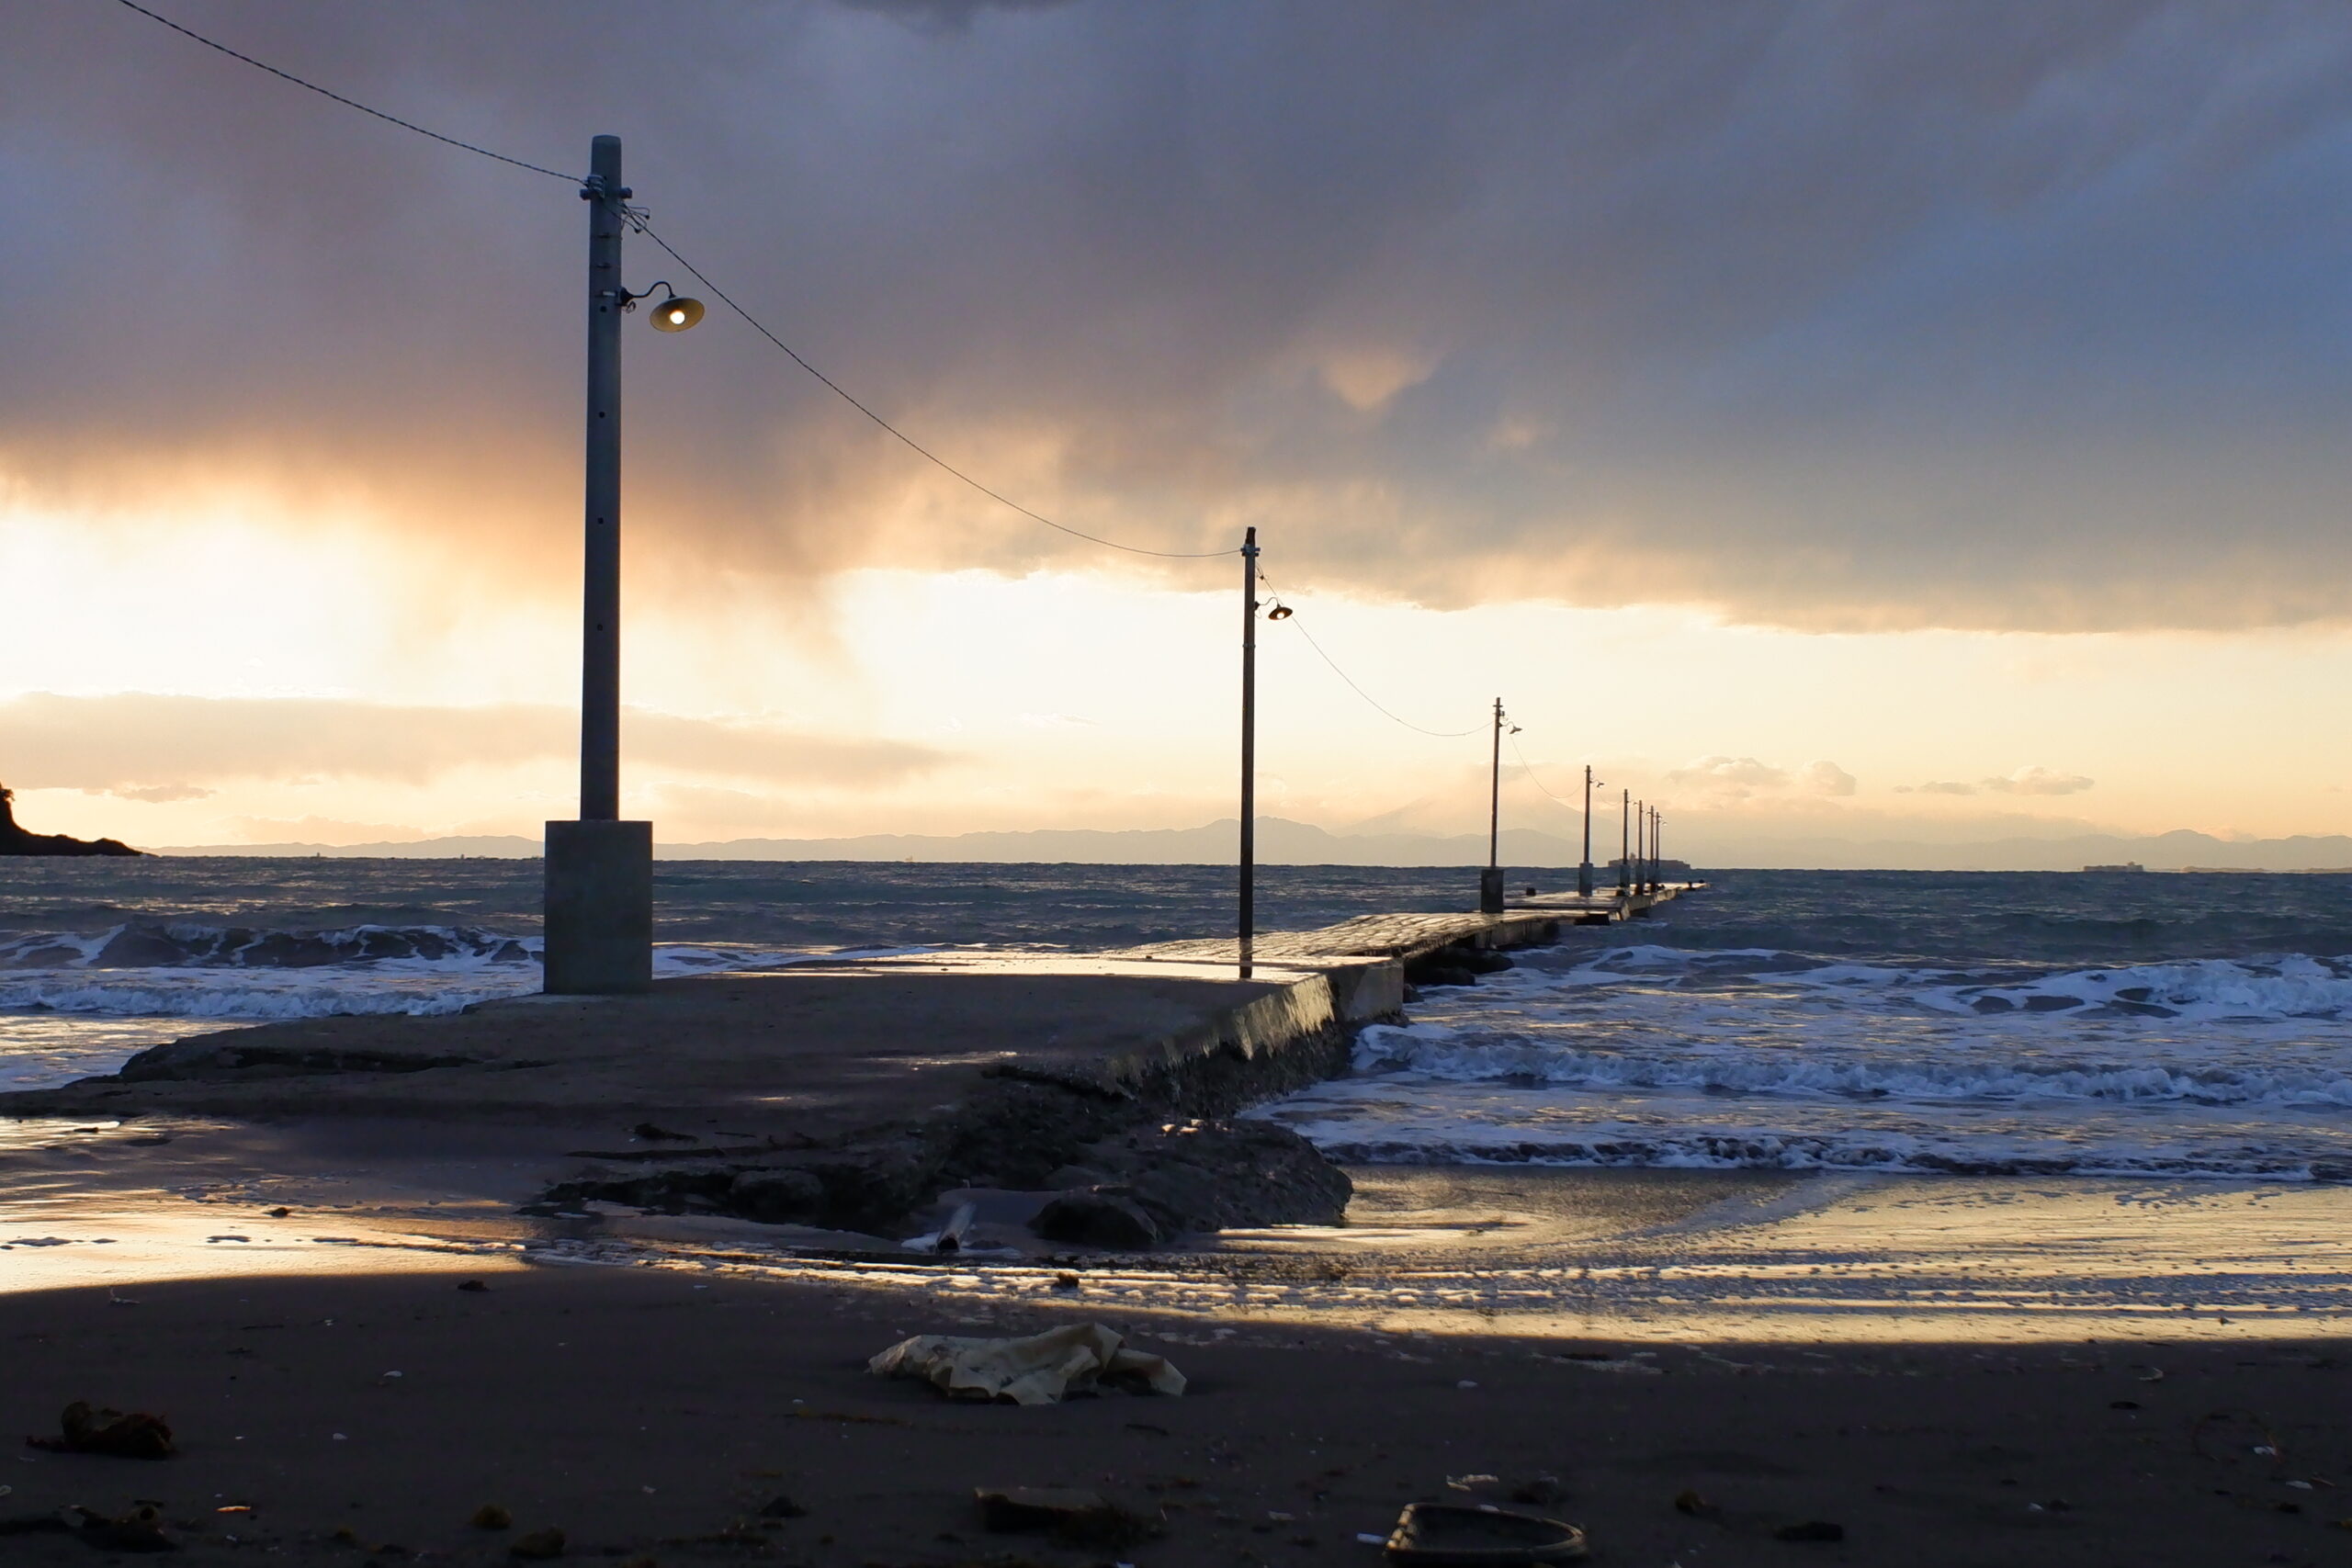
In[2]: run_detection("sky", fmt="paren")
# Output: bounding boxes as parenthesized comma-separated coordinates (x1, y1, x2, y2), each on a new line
(6, 0, 2352, 863)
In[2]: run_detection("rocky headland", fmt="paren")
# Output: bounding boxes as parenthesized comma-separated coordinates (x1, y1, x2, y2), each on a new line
(0, 784, 141, 855)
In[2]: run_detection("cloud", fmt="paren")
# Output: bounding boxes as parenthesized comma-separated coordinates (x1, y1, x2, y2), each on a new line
(1665, 755, 1858, 802)
(12, 4, 2352, 630)
(1798, 761, 1858, 796)
(93, 783, 215, 804)
(1894, 768, 2093, 795)
(0, 693, 951, 793)
(1983, 765, 2096, 795)
(1667, 756, 1791, 797)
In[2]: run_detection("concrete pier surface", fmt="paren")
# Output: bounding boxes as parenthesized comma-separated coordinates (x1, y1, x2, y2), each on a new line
(0, 887, 1696, 1249)
(1133, 882, 1699, 964)
(0, 952, 1402, 1243)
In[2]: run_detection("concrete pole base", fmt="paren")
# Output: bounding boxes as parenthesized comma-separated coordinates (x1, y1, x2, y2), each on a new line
(1478, 865, 1507, 914)
(544, 819, 653, 994)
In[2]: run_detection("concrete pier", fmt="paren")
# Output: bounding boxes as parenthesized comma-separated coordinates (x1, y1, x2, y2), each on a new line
(0, 884, 1700, 1243)
(0, 952, 1403, 1238)
(1134, 882, 1701, 964)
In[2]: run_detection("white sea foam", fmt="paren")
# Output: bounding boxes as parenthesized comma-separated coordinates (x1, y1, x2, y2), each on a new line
(1256, 945, 2352, 1179)
(0, 920, 933, 1089)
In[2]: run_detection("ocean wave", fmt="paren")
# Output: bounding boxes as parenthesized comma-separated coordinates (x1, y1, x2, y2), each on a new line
(1289, 1126, 2346, 1181)
(1353, 1022, 2352, 1107)
(1515, 945, 2352, 1022)
(0, 924, 886, 1023)
(0, 920, 537, 971)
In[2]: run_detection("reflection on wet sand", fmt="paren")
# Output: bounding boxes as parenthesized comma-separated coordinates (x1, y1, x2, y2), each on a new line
(10, 1127, 2352, 1345)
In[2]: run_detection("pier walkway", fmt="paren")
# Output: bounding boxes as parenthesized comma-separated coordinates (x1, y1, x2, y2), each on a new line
(1130, 883, 1700, 966)
(0, 885, 1701, 1247)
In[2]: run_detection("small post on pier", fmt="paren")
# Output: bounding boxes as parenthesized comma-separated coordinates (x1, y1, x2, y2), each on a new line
(1238, 526, 1260, 979)
(1578, 764, 1598, 897)
(1618, 788, 1631, 897)
(545, 133, 652, 996)
(1481, 697, 1509, 914)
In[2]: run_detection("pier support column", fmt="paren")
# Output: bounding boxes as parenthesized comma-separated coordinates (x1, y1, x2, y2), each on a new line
(1479, 865, 1505, 914)
(544, 819, 652, 993)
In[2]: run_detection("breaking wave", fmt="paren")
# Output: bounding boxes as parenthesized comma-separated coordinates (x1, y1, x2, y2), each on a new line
(0, 919, 858, 1024)
(1259, 943, 2352, 1180)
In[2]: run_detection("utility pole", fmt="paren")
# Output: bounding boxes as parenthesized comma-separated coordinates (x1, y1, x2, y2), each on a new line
(1634, 798, 1645, 897)
(1618, 788, 1631, 896)
(1653, 809, 1665, 891)
(1578, 764, 1597, 897)
(1238, 526, 1259, 980)
(544, 133, 652, 995)
(1481, 698, 1508, 914)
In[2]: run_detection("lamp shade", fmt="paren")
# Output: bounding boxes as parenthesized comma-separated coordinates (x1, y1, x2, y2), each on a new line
(650, 295, 705, 333)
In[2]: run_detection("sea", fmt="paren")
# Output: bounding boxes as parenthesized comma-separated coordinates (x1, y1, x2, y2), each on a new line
(8, 859, 2352, 1186)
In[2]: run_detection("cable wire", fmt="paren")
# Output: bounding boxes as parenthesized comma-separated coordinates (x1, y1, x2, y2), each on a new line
(1272, 615, 1483, 739)
(109, 0, 579, 182)
(1510, 733, 1585, 810)
(633, 221, 1233, 560)
(108, 0, 1233, 563)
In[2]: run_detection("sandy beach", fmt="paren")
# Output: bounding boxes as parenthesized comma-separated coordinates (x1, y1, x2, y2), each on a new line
(11, 1129, 2352, 1564)
(7, 1257, 2350, 1567)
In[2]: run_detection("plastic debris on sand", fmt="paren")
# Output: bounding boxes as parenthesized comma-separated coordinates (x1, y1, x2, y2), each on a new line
(867, 1322, 1185, 1405)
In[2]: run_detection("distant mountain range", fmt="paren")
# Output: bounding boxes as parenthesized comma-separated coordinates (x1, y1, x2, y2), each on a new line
(153, 818, 1593, 867)
(145, 818, 2352, 872)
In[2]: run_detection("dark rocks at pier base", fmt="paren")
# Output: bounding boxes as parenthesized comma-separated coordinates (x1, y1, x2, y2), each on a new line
(0, 784, 141, 856)
(1403, 942, 1514, 989)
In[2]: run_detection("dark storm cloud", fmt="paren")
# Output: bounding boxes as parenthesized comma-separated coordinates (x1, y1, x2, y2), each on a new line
(7, 1, 2352, 628)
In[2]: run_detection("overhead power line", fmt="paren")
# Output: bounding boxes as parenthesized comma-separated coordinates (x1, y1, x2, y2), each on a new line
(110, 0, 579, 182)
(1263, 600, 1483, 739)
(1510, 733, 1583, 809)
(631, 221, 1233, 560)
(108, 0, 1231, 564)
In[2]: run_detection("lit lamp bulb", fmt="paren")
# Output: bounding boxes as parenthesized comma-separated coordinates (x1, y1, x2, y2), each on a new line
(650, 295, 706, 333)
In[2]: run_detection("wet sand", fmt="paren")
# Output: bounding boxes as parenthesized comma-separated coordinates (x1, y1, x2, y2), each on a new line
(11, 1121, 2352, 1562)
(6, 1259, 2351, 1566)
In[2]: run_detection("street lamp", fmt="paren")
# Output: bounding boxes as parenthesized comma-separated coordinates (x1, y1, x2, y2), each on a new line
(1482, 699, 1519, 914)
(543, 135, 701, 997)
(1578, 764, 1600, 898)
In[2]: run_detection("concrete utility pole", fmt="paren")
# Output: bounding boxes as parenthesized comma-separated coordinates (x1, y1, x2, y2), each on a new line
(1578, 764, 1598, 897)
(1481, 698, 1509, 914)
(544, 134, 652, 995)
(1634, 798, 1645, 895)
(1238, 526, 1260, 980)
(1618, 788, 1631, 896)
(1652, 809, 1665, 891)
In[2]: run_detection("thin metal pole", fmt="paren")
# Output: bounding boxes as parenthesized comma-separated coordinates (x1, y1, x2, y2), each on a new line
(1619, 788, 1630, 895)
(1239, 526, 1259, 979)
(1578, 764, 1594, 897)
(1634, 798, 1645, 894)
(1654, 810, 1664, 890)
(580, 134, 625, 822)
(1487, 698, 1503, 870)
